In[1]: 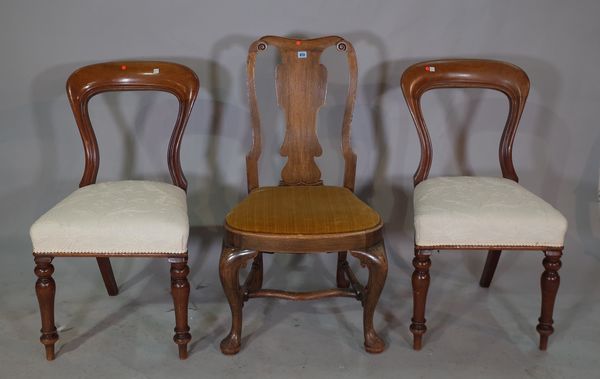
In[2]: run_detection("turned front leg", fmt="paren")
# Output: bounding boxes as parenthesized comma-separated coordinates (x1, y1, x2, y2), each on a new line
(537, 250, 562, 350)
(34, 256, 59, 360)
(350, 243, 388, 353)
(410, 249, 431, 350)
(219, 247, 258, 355)
(170, 258, 191, 359)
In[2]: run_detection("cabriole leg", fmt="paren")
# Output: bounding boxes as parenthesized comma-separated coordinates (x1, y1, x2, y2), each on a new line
(350, 242, 388, 353)
(537, 250, 562, 350)
(34, 256, 59, 360)
(410, 249, 431, 350)
(219, 247, 258, 355)
(170, 257, 191, 359)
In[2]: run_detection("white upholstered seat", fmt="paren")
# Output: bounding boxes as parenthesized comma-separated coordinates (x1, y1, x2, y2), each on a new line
(30, 180, 188, 254)
(413, 176, 567, 247)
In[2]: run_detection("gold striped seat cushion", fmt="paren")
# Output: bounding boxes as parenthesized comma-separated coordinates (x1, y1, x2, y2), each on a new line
(226, 186, 381, 235)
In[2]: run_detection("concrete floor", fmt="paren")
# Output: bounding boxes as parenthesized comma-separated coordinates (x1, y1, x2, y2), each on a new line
(1, 227, 599, 379)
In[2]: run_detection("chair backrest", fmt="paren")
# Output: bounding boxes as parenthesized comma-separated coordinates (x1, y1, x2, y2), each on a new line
(401, 59, 530, 186)
(246, 35, 358, 192)
(66, 61, 200, 191)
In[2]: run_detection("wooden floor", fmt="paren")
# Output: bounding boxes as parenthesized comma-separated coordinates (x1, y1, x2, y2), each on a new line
(2, 228, 598, 379)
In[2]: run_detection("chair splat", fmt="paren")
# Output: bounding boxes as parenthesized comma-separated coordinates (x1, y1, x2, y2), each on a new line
(246, 36, 357, 191)
(276, 46, 327, 186)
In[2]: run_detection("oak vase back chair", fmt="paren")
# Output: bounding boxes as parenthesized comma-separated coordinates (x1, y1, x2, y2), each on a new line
(401, 59, 567, 350)
(30, 61, 199, 360)
(219, 36, 388, 354)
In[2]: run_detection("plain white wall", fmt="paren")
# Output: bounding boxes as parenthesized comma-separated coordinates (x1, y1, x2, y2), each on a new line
(1, 0, 599, 263)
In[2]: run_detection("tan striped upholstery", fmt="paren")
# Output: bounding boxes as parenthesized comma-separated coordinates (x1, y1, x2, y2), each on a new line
(226, 186, 381, 235)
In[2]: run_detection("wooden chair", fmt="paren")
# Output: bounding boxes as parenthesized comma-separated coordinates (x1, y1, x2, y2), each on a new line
(401, 59, 567, 350)
(29, 61, 199, 360)
(219, 36, 388, 354)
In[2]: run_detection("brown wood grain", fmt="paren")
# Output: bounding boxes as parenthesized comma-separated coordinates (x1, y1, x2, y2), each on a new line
(537, 251, 562, 350)
(401, 59, 529, 186)
(34, 256, 58, 360)
(66, 61, 199, 191)
(170, 258, 191, 359)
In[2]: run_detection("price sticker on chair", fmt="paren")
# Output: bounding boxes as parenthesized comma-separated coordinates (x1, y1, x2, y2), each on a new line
(297, 51, 308, 59)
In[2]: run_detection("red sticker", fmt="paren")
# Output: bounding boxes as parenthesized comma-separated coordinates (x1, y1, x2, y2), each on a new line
(120, 65, 127, 71)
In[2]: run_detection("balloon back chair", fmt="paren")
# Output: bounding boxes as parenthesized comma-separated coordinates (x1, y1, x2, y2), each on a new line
(30, 61, 199, 360)
(401, 59, 567, 350)
(219, 36, 388, 354)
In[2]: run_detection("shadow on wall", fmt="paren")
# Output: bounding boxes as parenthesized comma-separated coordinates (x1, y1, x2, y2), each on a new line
(499, 55, 565, 204)
(567, 133, 600, 261)
(575, 131, 600, 261)
(209, 33, 281, 188)
(501, 55, 600, 262)
(29, 57, 234, 205)
(26, 62, 91, 218)
(361, 55, 426, 273)
(117, 56, 237, 234)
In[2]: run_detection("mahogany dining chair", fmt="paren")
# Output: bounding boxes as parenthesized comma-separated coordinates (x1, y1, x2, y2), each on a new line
(30, 61, 199, 360)
(401, 59, 567, 350)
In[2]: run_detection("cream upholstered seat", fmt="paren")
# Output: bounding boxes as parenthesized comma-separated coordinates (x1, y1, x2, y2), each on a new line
(30, 180, 188, 255)
(414, 176, 567, 248)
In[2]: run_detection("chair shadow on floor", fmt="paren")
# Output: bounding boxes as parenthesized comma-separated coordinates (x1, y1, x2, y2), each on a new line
(56, 224, 225, 357)
(237, 253, 388, 353)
